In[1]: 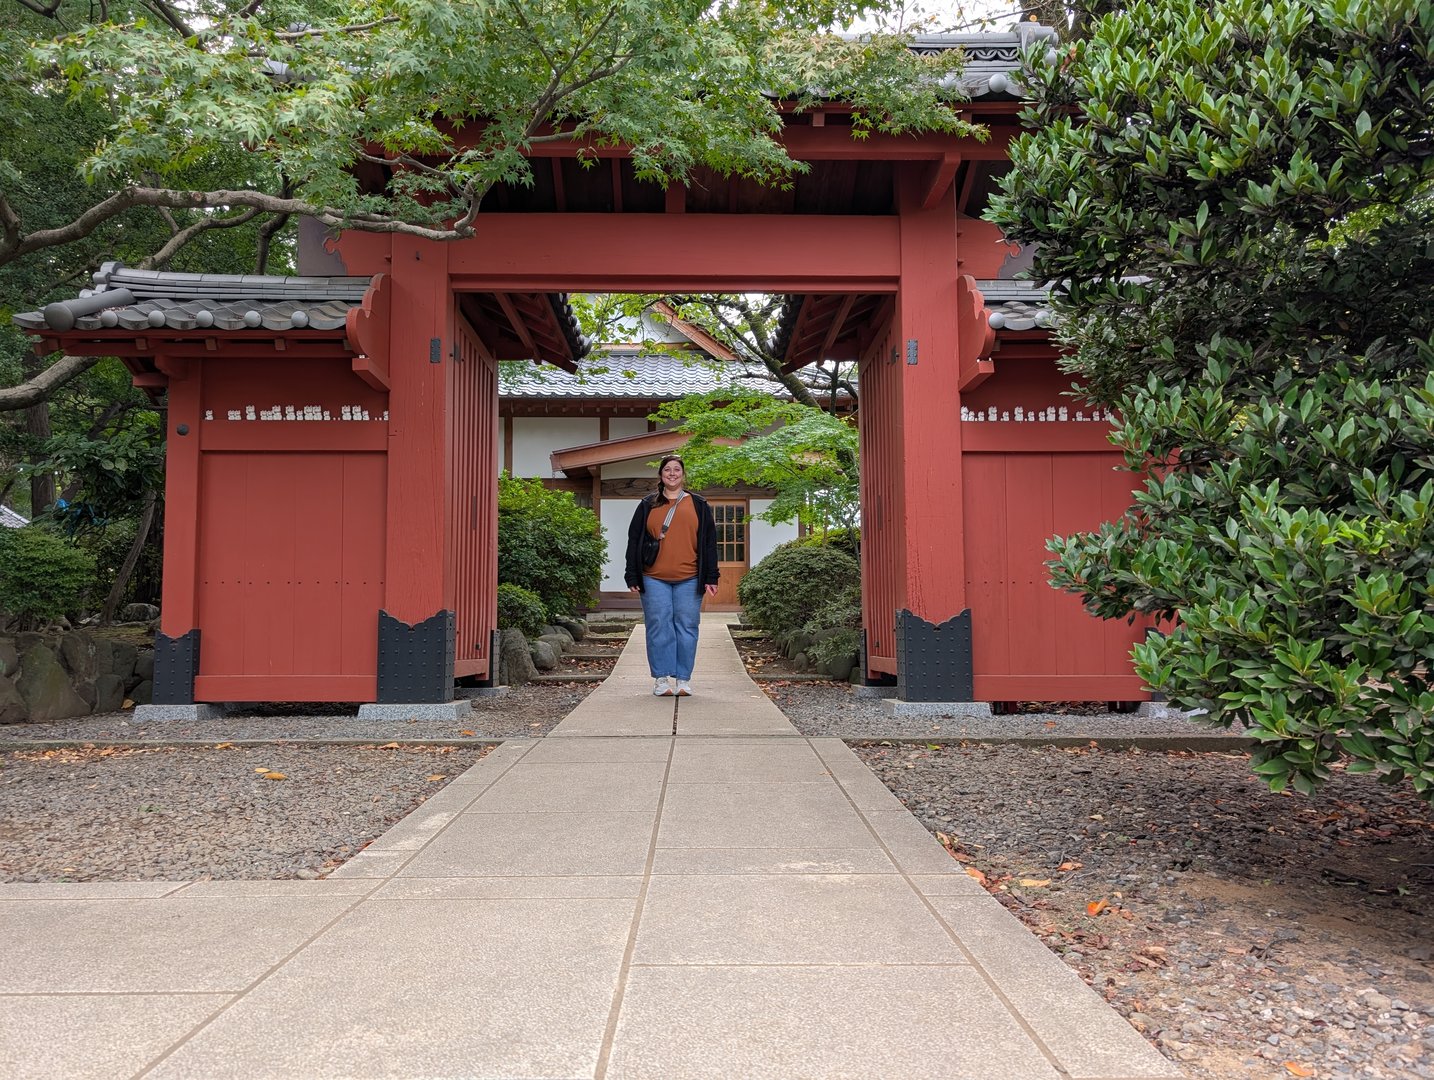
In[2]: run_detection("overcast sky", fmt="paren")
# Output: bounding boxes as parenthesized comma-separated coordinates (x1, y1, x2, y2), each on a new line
(843, 1, 1035, 34)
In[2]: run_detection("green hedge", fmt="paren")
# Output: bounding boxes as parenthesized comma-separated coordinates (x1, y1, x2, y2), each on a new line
(497, 475, 606, 617)
(738, 542, 860, 639)
(0, 525, 97, 628)
(497, 582, 548, 638)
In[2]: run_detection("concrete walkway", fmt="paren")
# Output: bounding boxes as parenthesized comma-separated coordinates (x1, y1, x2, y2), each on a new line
(0, 615, 1180, 1079)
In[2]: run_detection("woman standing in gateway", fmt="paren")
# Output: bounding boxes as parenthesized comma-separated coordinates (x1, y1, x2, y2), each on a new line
(624, 455, 719, 697)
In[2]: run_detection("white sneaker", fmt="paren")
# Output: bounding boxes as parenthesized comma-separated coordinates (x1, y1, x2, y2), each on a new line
(675, 680, 692, 697)
(653, 677, 674, 697)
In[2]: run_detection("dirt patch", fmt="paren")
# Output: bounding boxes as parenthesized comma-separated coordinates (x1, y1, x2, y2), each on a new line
(731, 628, 820, 678)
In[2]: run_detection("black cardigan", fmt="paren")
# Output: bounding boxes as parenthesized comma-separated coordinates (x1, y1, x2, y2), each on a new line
(624, 490, 720, 595)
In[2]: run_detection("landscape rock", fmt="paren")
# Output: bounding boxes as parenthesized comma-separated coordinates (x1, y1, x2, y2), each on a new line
(0, 676, 26, 724)
(16, 644, 90, 721)
(130, 679, 153, 705)
(58, 631, 103, 682)
(537, 633, 571, 656)
(111, 642, 139, 685)
(538, 625, 574, 647)
(0, 639, 18, 679)
(551, 615, 588, 642)
(822, 653, 858, 682)
(93, 673, 126, 713)
(498, 628, 537, 686)
(135, 651, 155, 682)
(529, 639, 559, 671)
(120, 603, 160, 622)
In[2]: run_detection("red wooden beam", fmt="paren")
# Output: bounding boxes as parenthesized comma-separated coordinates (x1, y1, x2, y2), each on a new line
(920, 152, 962, 211)
(430, 214, 902, 292)
(494, 292, 539, 358)
(346, 272, 392, 391)
(818, 294, 858, 359)
(955, 275, 997, 392)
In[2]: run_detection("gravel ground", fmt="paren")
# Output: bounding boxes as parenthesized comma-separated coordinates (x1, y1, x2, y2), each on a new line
(0, 743, 491, 882)
(1, 681, 598, 744)
(0, 683, 594, 882)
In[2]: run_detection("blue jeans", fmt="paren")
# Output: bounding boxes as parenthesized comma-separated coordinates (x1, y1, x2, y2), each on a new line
(641, 576, 701, 680)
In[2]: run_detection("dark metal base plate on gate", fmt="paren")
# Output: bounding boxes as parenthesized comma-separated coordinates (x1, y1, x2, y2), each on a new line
(894, 609, 973, 702)
(153, 629, 200, 705)
(377, 609, 456, 704)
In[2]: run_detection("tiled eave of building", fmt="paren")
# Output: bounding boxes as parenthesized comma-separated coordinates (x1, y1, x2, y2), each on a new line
(14, 263, 591, 376)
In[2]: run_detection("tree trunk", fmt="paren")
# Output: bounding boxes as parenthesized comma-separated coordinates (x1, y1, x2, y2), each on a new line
(22, 390, 53, 510)
(100, 488, 159, 625)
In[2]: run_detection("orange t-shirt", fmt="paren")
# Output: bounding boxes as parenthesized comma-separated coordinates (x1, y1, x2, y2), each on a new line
(645, 496, 699, 582)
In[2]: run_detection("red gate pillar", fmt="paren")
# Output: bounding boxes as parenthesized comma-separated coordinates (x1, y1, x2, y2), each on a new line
(153, 355, 203, 704)
(861, 166, 972, 701)
(376, 236, 458, 702)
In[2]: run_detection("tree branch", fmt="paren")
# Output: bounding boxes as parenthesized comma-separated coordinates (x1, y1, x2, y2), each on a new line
(271, 16, 399, 40)
(0, 186, 480, 269)
(138, 206, 262, 270)
(14, 0, 63, 17)
(253, 176, 293, 273)
(141, 0, 194, 38)
(0, 354, 102, 413)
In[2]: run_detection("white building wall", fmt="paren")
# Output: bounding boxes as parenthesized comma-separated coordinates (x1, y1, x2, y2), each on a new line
(608, 418, 648, 440)
(602, 458, 660, 480)
(601, 498, 642, 591)
(748, 500, 795, 567)
(510, 417, 601, 477)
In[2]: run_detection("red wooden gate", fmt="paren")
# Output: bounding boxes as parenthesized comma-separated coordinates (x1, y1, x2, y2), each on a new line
(958, 350, 1149, 703)
(190, 357, 390, 701)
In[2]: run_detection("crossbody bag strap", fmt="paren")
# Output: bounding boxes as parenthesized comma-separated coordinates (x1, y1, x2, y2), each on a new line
(657, 492, 686, 539)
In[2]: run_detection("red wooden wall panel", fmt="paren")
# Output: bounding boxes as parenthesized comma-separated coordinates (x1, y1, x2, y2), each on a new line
(185, 356, 389, 702)
(962, 445, 1149, 700)
(194, 451, 386, 699)
(450, 319, 497, 677)
(857, 321, 901, 673)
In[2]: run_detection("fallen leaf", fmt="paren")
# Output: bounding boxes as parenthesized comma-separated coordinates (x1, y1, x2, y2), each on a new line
(1044, 721, 1057, 729)
(1087, 899, 1110, 917)
(122, 699, 135, 709)
(214, 742, 234, 750)
(1058, 861, 1083, 872)
(425, 774, 446, 782)
(262, 771, 287, 781)
(255, 767, 270, 773)
(378, 742, 400, 749)
(965, 867, 987, 885)
(1018, 878, 1052, 888)
(458, 730, 476, 737)
(1283, 1064, 1314, 1078)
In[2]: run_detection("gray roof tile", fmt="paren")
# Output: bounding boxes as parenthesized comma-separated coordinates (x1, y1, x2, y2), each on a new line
(502, 351, 786, 400)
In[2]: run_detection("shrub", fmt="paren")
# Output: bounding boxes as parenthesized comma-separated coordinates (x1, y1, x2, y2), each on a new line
(0, 525, 97, 628)
(802, 582, 862, 669)
(497, 475, 606, 617)
(496, 582, 548, 638)
(793, 526, 860, 560)
(738, 542, 860, 638)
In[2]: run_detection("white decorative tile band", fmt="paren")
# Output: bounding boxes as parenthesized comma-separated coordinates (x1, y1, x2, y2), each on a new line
(960, 405, 1114, 423)
(205, 405, 390, 422)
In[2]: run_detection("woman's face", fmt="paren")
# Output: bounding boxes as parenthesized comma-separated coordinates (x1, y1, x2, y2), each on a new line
(660, 459, 686, 488)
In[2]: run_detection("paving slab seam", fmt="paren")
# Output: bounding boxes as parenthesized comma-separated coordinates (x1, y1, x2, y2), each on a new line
(344, 739, 540, 865)
(593, 737, 677, 1080)
(128, 884, 389, 1077)
(124, 739, 541, 1077)
(809, 735, 1095, 1080)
